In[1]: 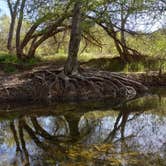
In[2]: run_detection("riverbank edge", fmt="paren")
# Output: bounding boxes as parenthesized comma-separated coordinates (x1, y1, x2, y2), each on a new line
(0, 66, 165, 104)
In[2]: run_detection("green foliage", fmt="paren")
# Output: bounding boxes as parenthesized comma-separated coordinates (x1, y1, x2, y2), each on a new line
(3, 66, 17, 73)
(20, 57, 41, 66)
(0, 52, 41, 73)
(83, 57, 125, 71)
(1, 49, 166, 73)
(127, 30, 166, 58)
(0, 52, 40, 65)
(0, 15, 10, 52)
(0, 52, 17, 63)
(0, 0, 165, 73)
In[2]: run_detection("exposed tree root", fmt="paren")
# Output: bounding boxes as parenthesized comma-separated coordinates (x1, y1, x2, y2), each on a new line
(0, 68, 148, 103)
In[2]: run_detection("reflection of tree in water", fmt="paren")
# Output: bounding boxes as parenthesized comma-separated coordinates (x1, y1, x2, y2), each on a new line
(78, 95, 166, 161)
(78, 109, 142, 145)
(9, 115, 71, 166)
(77, 99, 166, 165)
(78, 94, 166, 144)
(1, 94, 166, 165)
(105, 110, 142, 142)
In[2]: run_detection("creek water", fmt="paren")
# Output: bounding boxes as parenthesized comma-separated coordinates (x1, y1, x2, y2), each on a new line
(0, 88, 166, 166)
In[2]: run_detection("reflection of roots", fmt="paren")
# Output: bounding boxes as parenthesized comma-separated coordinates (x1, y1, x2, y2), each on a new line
(0, 69, 147, 102)
(10, 117, 67, 165)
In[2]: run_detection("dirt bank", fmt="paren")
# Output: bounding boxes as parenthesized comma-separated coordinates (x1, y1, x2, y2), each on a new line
(0, 65, 149, 103)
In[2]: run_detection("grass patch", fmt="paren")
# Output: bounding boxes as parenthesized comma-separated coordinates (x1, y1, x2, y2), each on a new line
(37, 52, 113, 63)
(0, 51, 166, 73)
(124, 59, 166, 73)
(38, 53, 67, 62)
(0, 51, 17, 63)
(83, 57, 125, 71)
(83, 57, 166, 73)
(0, 52, 42, 73)
(3, 65, 18, 73)
(0, 51, 41, 65)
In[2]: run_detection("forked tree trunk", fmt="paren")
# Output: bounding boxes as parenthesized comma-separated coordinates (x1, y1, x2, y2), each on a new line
(64, 1, 82, 75)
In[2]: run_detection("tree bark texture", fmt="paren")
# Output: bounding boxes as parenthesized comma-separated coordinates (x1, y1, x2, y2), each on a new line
(16, 0, 26, 58)
(64, 2, 82, 75)
(7, 0, 20, 54)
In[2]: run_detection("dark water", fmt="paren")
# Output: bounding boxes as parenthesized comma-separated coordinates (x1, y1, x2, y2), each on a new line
(0, 89, 166, 166)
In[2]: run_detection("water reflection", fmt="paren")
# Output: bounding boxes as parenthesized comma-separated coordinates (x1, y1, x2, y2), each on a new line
(0, 91, 166, 165)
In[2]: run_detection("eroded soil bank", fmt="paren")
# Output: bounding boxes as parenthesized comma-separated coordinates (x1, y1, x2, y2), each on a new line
(0, 63, 147, 103)
(1, 63, 164, 103)
(128, 72, 166, 87)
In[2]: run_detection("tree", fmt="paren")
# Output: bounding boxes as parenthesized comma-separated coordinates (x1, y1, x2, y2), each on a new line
(7, 0, 71, 59)
(7, 0, 20, 54)
(0, 15, 10, 52)
(0, 0, 153, 103)
(86, 0, 166, 62)
(64, 1, 82, 75)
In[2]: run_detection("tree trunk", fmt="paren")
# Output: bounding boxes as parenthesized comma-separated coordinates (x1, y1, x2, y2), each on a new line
(7, 0, 20, 54)
(64, 2, 82, 75)
(120, 4, 130, 62)
(7, 15, 16, 54)
(16, 0, 26, 59)
(120, 3, 126, 48)
(55, 31, 66, 53)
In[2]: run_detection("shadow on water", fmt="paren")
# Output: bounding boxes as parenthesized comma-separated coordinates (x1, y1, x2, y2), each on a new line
(0, 88, 166, 165)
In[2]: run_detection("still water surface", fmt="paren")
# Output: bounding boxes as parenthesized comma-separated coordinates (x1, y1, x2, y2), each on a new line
(0, 89, 166, 166)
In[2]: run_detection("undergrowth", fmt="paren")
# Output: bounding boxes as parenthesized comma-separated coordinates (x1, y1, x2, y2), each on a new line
(0, 51, 166, 73)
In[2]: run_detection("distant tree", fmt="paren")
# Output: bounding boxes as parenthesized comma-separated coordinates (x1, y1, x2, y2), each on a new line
(7, 0, 71, 59)
(7, 0, 20, 54)
(0, 15, 10, 51)
(6, 0, 165, 61)
(87, 0, 166, 62)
